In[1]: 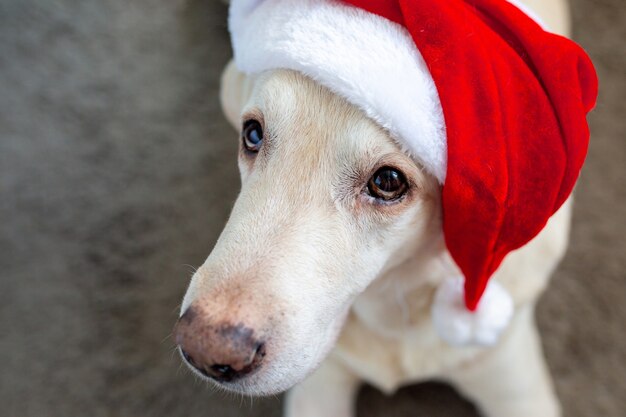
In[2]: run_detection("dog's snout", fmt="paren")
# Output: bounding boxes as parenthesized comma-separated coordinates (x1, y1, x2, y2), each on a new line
(173, 306, 266, 382)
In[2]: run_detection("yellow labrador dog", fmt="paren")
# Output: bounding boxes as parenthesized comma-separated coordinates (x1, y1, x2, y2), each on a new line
(174, 1, 574, 416)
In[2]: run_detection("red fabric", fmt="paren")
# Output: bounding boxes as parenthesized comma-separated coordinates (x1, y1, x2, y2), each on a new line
(343, 0, 598, 310)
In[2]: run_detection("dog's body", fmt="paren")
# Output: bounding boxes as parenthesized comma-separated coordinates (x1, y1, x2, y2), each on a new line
(176, 1, 575, 416)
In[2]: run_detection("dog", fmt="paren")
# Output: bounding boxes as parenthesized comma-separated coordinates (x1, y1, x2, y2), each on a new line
(174, 0, 579, 416)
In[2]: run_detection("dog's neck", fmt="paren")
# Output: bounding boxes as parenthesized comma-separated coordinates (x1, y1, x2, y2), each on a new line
(351, 232, 454, 338)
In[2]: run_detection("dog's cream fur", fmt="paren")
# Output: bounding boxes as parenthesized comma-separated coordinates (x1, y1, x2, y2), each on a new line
(180, 1, 573, 415)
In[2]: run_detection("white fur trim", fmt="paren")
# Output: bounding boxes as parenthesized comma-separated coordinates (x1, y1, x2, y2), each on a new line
(432, 277, 514, 347)
(229, 0, 447, 182)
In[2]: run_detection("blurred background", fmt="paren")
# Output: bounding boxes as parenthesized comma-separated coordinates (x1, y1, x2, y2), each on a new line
(1, 0, 624, 416)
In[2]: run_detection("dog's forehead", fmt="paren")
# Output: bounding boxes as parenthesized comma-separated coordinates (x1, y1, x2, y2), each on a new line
(246, 69, 403, 161)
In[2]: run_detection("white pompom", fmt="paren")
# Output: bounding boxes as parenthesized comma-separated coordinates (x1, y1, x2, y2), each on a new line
(431, 277, 513, 347)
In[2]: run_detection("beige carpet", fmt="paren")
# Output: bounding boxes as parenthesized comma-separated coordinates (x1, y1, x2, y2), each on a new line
(1, 0, 624, 416)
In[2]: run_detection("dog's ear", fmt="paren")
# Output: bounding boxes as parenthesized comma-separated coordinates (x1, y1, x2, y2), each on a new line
(220, 60, 255, 131)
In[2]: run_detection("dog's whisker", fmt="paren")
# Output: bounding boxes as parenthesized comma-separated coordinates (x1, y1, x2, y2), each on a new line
(161, 333, 173, 344)
(181, 264, 198, 275)
(170, 346, 180, 361)
(171, 302, 182, 315)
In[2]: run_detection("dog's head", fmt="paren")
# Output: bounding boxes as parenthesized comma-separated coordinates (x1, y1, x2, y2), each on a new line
(173, 67, 442, 395)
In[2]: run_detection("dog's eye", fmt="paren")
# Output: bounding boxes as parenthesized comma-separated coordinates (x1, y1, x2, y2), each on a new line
(242, 120, 263, 153)
(367, 167, 408, 201)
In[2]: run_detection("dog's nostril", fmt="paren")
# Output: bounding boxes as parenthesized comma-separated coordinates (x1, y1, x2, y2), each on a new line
(210, 364, 235, 378)
(211, 364, 232, 374)
(254, 342, 265, 360)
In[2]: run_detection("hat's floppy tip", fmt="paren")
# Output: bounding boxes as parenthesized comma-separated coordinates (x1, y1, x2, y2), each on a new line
(432, 277, 513, 347)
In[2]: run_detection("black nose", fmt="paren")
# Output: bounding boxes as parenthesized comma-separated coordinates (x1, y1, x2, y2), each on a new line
(173, 307, 266, 382)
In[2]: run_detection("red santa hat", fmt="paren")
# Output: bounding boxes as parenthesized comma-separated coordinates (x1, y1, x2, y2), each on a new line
(228, 0, 598, 345)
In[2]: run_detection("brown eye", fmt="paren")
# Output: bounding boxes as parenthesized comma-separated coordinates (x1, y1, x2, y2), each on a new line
(367, 167, 408, 201)
(242, 120, 263, 152)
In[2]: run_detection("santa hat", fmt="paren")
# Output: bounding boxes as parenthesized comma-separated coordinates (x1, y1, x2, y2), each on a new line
(228, 0, 598, 346)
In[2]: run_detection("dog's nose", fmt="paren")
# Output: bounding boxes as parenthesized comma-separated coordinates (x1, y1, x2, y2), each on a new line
(173, 306, 265, 382)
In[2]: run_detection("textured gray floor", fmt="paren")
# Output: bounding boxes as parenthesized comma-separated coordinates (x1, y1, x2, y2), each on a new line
(1, 1, 624, 416)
